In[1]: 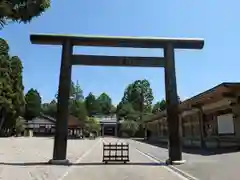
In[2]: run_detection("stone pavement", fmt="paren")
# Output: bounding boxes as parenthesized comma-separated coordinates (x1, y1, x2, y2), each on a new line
(128, 139, 240, 180)
(0, 137, 99, 180)
(0, 137, 189, 180)
(63, 137, 187, 180)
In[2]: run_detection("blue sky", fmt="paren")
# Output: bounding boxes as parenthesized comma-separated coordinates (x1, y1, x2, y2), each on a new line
(1, 0, 239, 105)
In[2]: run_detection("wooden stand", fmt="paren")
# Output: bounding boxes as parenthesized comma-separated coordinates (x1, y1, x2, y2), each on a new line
(103, 143, 129, 164)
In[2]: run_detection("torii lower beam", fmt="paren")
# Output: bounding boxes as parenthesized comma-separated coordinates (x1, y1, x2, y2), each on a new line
(30, 34, 204, 165)
(71, 55, 165, 67)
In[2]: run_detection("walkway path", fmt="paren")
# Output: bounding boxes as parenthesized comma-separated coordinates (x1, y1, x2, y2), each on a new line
(0, 137, 189, 180)
(62, 137, 187, 180)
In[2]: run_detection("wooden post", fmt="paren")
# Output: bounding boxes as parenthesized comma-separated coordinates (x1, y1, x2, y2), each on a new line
(101, 124, 105, 136)
(145, 124, 148, 140)
(192, 104, 206, 149)
(198, 108, 206, 149)
(115, 122, 118, 137)
(164, 43, 182, 163)
(51, 40, 73, 164)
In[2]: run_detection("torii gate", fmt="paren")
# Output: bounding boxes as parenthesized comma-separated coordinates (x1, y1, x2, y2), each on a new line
(30, 34, 204, 165)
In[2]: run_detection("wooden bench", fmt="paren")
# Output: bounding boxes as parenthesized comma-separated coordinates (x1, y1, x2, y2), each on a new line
(102, 143, 129, 163)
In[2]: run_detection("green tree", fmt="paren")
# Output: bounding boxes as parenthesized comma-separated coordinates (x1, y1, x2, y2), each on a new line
(152, 96, 181, 114)
(97, 93, 112, 115)
(9, 56, 25, 118)
(152, 99, 166, 114)
(117, 79, 154, 123)
(15, 117, 25, 135)
(68, 81, 87, 121)
(54, 81, 86, 123)
(69, 100, 87, 121)
(0, 38, 13, 130)
(116, 102, 138, 120)
(84, 92, 99, 116)
(0, 0, 50, 29)
(0, 38, 24, 133)
(55, 80, 84, 102)
(85, 117, 100, 134)
(24, 88, 41, 120)
(110, 104, 116, 115)
(71, 80, 84, 101)
(122, 79, 154, 113)
(41, 99, 57, 118)
(119, 120, 139, 137)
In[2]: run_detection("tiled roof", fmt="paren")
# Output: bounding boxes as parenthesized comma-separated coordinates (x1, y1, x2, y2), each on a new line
(24, 114, 84, 127)
(68, 115, 84, 127)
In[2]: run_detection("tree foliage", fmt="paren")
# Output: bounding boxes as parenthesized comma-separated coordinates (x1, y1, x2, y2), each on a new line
(85, 117, 100, 134)
(45, 81, 87, 124)
(116, 102, 138, 120)
(70, 80, 84, 101)
(15, 116, 25, 135)
(152, 99, 166, 114)
(24, 88, 41, 120)
(41, 99, 57, 118)
(84, 92, 99, 116)
(152, 96, 181, 114)
(0, 0, 50, 29)
(117, 79, 154, 121)
(120, 120, 139, 137)
(69, 100, 87, 121)
(0, 38, 13, 129)
(110, 104, 116, 114)
(10, 56, 25, 117)
(122, 79, 153, 113)
(0, 38, 24, 132)
(97, 93, 112, 115)
(67, 81, 86, 121)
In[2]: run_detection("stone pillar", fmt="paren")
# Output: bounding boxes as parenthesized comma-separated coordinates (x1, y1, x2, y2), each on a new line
(164, 44, 183, 164)
(50, 40, 73, 164)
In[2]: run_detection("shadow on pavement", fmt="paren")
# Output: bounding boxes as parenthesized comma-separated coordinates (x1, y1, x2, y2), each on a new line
(135, 139, 240, 156)
(0, 161, 166, 166)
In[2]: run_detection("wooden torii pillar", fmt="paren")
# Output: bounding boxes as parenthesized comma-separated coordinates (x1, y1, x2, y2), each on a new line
(30, 34, 204, 165)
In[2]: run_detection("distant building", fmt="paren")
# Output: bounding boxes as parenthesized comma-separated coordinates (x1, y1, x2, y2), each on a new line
(93, 114, 118, 136)
(23, 114, 84, 137)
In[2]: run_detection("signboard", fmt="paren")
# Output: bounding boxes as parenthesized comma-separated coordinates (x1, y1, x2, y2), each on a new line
(217, 113, 234, 134)
(71, 55, 165, 67)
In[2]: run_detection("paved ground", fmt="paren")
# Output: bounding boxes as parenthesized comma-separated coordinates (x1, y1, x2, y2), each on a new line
(0, 137, 188, 180)
(0, 137, 98, 180)
(63, 137, 186, 180)
(1, 137, 239, 180)
(127, 139, 240, 180)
